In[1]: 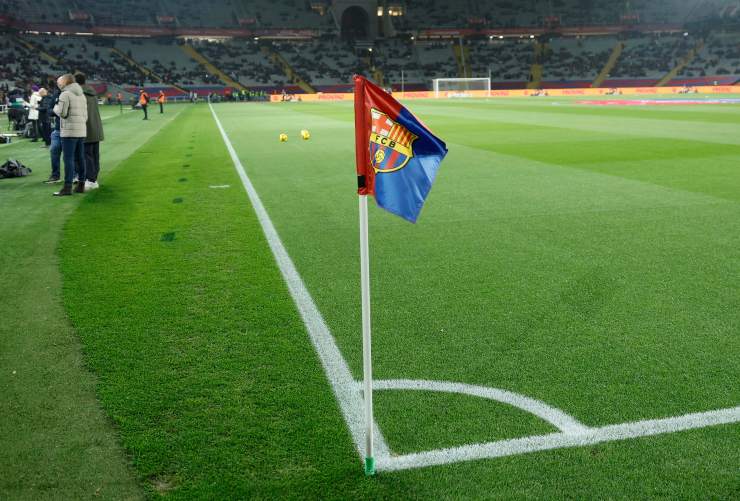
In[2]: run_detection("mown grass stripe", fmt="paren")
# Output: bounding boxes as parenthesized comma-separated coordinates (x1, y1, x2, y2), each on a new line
(58, 104, 398, 498)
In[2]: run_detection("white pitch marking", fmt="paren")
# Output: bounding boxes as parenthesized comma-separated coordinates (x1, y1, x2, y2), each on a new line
(381, 405, 740, 472)
(209, 102, 740, 473)
(209, 184, 231, 189)
(372, 379, 588, 434)
(208, 103, 391, 462)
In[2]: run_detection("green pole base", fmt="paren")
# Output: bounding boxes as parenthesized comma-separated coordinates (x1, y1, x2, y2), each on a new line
(364, 457, 376, 476)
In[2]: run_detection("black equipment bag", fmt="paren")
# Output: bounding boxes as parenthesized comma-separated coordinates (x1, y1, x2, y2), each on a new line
(0, 159, 32, 178)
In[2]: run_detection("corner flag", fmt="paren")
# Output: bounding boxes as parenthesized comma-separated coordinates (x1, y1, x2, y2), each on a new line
(353, 76, 448, 476)
(354, 75, 448, 223)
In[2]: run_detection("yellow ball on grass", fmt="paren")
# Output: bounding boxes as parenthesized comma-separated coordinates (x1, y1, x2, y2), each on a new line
(279, 133, 288, 142)
(300, 129, 310, 140)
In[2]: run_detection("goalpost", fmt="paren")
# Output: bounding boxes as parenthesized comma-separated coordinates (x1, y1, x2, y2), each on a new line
(432, 77, 491, 98)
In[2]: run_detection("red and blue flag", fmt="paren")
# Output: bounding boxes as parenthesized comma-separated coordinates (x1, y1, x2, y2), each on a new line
(354, 75, 448, 223)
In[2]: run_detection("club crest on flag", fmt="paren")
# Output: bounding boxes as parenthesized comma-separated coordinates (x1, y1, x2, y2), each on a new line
(369, 108, 418, 173)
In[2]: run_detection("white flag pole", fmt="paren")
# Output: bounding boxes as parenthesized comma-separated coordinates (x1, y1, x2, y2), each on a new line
(359, 194, 375, 476)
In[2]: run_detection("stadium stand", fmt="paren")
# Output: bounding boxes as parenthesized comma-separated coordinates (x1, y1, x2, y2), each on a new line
(374, 37, 422, 87)
(113, 38, 209, 85)
(396, 0, 726, 29)
(542, 36, 617, 84)
(195, 39, 287, 87)
(274, 38, 365, 87)
(0, 0, 329, 28)
(0, 0, 738, 95)
(468, 38, 535, 85)
(416, 41, 460, 81)
(609, 34, 694, 80)
(684, 32, 740, 77)
(24, 35, 142, 85)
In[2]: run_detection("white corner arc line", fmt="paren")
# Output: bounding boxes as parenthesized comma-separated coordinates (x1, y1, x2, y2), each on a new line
(209, 103, 740, 473)
(381, 406, 740, 472)
(372, 379, 589, 434)
(208, 103, 391, 461)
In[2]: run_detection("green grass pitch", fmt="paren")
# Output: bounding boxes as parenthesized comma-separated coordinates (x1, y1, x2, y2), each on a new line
(1, 98, 739, 499)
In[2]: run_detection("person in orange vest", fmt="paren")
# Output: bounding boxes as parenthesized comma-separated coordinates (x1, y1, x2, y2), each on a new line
(157, 90, 166, 114)
(139, 89, 150, 120)
(116, 92, 123, 113)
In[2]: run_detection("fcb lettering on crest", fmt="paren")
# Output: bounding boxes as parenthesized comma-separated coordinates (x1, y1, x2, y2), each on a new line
(369, 108, 418, 173)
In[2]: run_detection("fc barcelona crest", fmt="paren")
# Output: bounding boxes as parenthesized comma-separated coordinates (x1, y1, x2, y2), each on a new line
(369, 108, 418, 173)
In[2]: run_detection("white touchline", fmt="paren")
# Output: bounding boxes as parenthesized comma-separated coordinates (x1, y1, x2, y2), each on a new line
(209, 103, 740, 473)
(208, 103, 391, 462)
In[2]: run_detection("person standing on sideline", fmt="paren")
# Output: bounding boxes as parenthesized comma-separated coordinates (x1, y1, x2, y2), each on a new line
(157, 90, 166, 113)
(139, 89, 150, 120)
(44, 87, 63, 184)
(28, 85, 42, 142)
(52, 74, 87, 196)
(116, 91, 123, 113)
(75, 73, 104, 190)
(38, 87, 53, 147)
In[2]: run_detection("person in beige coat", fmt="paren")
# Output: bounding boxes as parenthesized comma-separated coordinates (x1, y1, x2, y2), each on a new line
(52, 74, 88, 196)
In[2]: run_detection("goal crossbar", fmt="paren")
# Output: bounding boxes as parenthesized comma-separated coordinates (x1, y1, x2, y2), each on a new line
(432, 77, 491, 98)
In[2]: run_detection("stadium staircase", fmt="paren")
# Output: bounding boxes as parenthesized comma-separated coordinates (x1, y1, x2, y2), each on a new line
(13, 35, 62, 67)
(656, 40, 705, 86)
(180, 44, 248, 91)
(259, 46, 316, 93)
(110, 47, 188, 93)
(453, 41, 472, 78)
(526, 43, 545, 89)
(592, 41, 625, 87)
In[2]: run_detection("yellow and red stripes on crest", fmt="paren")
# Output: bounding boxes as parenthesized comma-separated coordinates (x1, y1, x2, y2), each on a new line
(387, 124, 414, 148)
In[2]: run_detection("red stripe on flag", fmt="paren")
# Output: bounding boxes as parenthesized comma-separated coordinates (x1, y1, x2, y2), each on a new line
(385, 149, 401, 170)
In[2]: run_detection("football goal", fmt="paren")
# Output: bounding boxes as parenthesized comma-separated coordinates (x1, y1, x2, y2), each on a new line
(432, 77, 491, 98)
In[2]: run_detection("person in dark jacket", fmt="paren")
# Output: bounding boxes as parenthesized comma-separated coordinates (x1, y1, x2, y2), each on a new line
(75, 73, 104, 190)
(38, 87, 53, 147)
(43, 87, 63, 184)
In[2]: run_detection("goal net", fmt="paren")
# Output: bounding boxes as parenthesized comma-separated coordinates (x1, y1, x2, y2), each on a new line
(432, 78, 491, 98)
